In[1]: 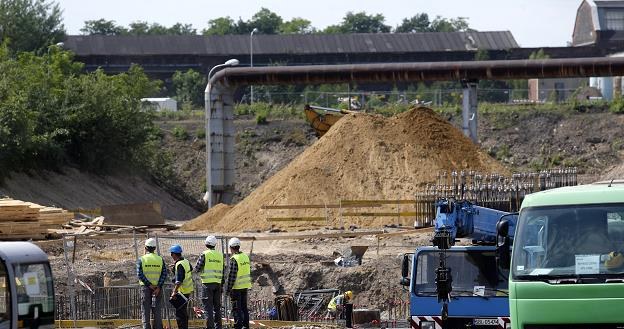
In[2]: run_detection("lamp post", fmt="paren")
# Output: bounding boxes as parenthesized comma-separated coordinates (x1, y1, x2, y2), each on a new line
(250, 28, 258, 103)
(203, 58, 240, 206)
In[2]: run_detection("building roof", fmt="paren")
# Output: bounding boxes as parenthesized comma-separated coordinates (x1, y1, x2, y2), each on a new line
(64, 32, 518, 56)
(582, 0, 624, 31)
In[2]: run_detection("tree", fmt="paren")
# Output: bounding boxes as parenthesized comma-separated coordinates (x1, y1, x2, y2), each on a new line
(248, 8, 283, 34)
(127, 21, 150, 35)
(172, 69, 206, 107)
(81, 19, 127, 35)
(337, 11, 391, 33)
(395, 13, 431, 33)
(202, 17, 237, 35)
(280, 18, 315, 34)
(168, 23, 196, 35)
(429, 16, 472, 32)
(0, 0, 65, 53)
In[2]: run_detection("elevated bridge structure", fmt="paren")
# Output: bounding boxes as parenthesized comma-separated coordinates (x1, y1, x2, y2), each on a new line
(205, 57, 624, 206)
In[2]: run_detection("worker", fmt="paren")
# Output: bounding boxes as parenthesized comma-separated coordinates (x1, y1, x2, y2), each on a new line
(137, 238, 167, 329)
(327, 290, 353, 319)
(224, 237, 251, 329)
(194, 235, 224, 329)
(169, 244, 194, 329)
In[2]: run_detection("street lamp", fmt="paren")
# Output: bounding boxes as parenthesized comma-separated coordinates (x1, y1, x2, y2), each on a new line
(203, 58, 240, 206)
(250, 28, 258, 103)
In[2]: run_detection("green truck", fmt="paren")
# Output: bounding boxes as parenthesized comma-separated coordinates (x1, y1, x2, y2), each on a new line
(509, 180, 624, 329)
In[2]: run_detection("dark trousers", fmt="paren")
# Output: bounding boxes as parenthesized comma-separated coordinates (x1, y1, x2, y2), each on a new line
(140, 286, 163, 329)
(202, 283, 222, 329)
(230, 289, 249, 329)
(175, 293, 191, 329)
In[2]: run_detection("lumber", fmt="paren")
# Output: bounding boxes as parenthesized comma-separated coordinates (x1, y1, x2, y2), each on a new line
(267, 217, 326, 222)
(342, 211, 417, 217)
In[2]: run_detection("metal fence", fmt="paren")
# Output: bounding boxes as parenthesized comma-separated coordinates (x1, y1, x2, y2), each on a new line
(241, 87, 588, 108)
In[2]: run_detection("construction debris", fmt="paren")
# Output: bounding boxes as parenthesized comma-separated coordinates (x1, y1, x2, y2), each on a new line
(0, 198, 73, 239)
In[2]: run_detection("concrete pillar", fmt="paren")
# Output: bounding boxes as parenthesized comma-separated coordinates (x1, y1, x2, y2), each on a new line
(207, 83, 236, 206)
(462, 80, 479, 144)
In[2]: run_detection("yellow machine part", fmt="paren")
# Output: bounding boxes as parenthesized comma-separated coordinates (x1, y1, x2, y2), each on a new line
(304, 107, 345, 137)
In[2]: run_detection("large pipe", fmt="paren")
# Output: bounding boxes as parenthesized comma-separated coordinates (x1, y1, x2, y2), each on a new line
(210, 57, 624, 86)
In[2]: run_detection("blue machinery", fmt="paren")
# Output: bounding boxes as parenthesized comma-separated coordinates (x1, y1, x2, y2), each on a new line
(401, 199, 517, 329)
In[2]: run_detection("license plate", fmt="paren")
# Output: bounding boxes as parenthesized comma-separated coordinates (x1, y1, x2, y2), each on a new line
(474, 318, 498, 326)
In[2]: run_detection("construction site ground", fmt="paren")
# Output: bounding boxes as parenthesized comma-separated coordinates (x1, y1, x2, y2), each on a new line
(4, 105, 624, 325)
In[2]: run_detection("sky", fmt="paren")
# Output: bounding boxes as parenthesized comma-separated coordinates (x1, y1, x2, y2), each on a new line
(56, 0, 580, 47)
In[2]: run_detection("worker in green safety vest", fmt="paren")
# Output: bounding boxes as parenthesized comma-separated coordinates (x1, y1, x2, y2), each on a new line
(169, 244, 193, 329)
(194, 235, 224, 329)
(224, 237, 251, 329)
(137, 238, 167, 329)
(327, 290, 353, 319)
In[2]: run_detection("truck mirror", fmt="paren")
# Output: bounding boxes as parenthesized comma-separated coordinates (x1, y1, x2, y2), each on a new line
(400, 277, 411, 286)
(402, 254, 410, 278)
(496, 219, 511, 269)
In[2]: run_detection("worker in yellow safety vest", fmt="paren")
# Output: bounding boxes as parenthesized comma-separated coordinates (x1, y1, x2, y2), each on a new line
(137, 238, 167, 329)
(327, 290, 353, 319)
(169, 244, 193, 329)
(194, 235, 225, 329)
(223, 238, 251, 329)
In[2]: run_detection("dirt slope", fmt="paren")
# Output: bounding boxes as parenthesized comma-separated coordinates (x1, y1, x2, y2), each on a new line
(202, 107, 505, 232)
(0, 167, 200, 220)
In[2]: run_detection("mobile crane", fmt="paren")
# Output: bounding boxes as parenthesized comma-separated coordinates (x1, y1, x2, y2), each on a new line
(0, 242, 55, 329)
(401, 199, 517, 329)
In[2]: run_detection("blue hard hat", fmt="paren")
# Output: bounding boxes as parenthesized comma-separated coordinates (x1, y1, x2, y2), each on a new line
(169, 244, 183, 253)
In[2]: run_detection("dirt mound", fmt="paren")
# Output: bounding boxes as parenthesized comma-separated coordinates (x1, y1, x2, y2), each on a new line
(182, 203, 232, 231)
(210, 107, 506, 232)
(601, 162, 624, 181)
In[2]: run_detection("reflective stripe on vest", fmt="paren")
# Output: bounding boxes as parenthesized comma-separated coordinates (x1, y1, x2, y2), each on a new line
(201, 249, 224, 284)
(139, 253, 163, 286)
(232, 253, 252, 290)
(176, 259, 194, 294)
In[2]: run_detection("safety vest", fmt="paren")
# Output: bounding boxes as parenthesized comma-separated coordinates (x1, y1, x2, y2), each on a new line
(327, 295, 344, 311)
(175, 258, 194, 294)
(200, 249, 224, 284)
(232, 253, 252, 290)
(139, 253, 163, 286)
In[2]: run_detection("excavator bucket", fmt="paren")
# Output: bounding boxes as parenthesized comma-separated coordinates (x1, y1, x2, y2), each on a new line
(304, 105, 350, 137)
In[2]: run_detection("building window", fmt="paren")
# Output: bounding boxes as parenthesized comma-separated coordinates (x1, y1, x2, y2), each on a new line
(605, 10, 624, 30)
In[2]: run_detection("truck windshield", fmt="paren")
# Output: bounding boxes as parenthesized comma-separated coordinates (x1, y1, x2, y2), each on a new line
(414, 250, 508, 297)
(13, 262, 54, 328)
(512, 203, 624, 280)
(0, 258, 10, 329)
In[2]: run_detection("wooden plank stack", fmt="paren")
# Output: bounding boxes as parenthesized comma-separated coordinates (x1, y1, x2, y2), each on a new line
(0, 198, 74, 240)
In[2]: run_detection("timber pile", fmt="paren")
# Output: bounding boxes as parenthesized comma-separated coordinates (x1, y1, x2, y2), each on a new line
(0, 198, 74, 239)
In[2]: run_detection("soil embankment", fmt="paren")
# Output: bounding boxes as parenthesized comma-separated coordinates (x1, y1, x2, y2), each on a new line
(188, 107, 506, 232)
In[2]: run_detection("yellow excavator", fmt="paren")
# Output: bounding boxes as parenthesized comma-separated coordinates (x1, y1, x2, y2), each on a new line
(303, 104, 359, 137)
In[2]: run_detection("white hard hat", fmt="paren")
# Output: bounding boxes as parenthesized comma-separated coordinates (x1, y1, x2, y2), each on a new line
(145, 238, 157, 248)
(228, 237, 241, 248)
(205, 235, 217, 247)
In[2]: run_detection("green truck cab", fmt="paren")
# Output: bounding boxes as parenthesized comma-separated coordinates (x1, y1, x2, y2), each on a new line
(509, 180, 624, 329)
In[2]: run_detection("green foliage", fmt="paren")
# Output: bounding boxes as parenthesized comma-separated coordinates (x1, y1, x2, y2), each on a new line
(395, 14, 431, 33)
(529, 49, 550, 60)
(249, 8, 283, 34)
(255, 110, 268, 124)
(0, 45, 163, 177)
(331, 11, 391, 33)
(196, 129, 206, 139)
(172, 126, 189, 140)
(81, 19, 127, 35)
(202, 17, 237, 35)
(172, 69, 206, 107)
(81, 19, 196, 36)
(429, 16, 472, 32)
(0, 0, 65, 53)
(609, 97, 624, 114)
(280, 18, 315, 34)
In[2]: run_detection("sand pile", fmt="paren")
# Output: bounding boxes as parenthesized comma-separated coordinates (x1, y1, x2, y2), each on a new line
(187, 107, 506, 232)
(181, 203, 232, 231)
